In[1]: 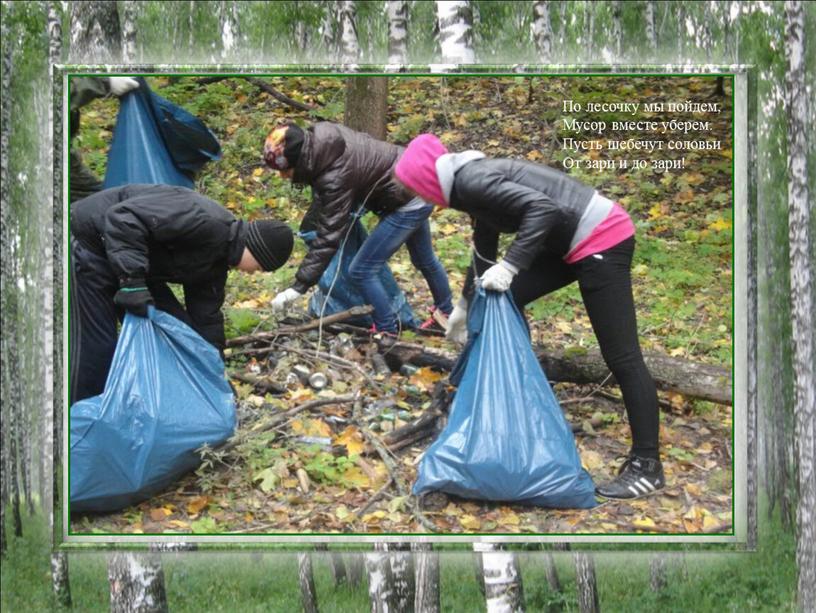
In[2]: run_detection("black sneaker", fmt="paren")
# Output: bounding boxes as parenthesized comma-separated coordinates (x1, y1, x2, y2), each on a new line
(595, 455, 665, 500)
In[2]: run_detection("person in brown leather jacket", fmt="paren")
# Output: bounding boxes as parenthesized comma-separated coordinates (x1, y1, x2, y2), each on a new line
(263, 122, 453, 333)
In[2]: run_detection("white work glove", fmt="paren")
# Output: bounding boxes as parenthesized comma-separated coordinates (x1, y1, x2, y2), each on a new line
(445, 298, 469, 344)
(108, 77, 139, 97)
(480, 261, 517, 292)
(271, 287, 302, 312)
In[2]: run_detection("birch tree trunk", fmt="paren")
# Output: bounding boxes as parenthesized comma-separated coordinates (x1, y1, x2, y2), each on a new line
(475, 543, 525, 613)
(0, 10, 9, 556)
(387, 1, 409, 67)
(219, 1, 241, 61)
(645, 1, 657, 52)
(573, 552, 599, 613)
(70, 1, 122, 63)
(544, 551, 561, 594)
(583, 1, 595, 61)
(413, 542, 440, 613)
(47, 4, 71, 603)
(531, 1, 553, 63)
(122, 1, 138, 63)
(649, 555, 667, 591)
(366, 544, 397, 613)
(784, 2, 815, 610)
(52, 553, 72, 607)
(108, 553, 168, 613)
(298, 552, 319, 613)
(386, 543, 415, 612)
(436, 0, 475, 64)
(611, 1, 622, 60)
(337, 1, 360, 66)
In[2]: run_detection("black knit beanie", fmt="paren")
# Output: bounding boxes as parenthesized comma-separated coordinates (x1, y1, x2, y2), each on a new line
(283, 123, 305, 168)
(244, 220, 294, 272)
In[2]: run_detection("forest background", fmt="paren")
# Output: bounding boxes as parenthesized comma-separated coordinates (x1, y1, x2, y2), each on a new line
(1, 1, 814, 612)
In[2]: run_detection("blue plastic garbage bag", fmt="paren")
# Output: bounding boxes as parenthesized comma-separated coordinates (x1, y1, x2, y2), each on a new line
(302, 219, 417, 328)
(104, 77, 221, 189)
(413, 287, 596, 509)
(70, 307, 235, 513)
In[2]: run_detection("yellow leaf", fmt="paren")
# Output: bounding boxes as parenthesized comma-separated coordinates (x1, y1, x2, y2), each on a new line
(186, 496, 210, 516)
(252, 167, 265, 177)
(498, 510, 520, 526)
(460, 515, 482, 531)
(708, 218, 731, 232)
(333, 426, 366, 456)
(702, 514, 721, 531)
(282, 478, 299, 488)
(234, 298, 260, 309)
(409, 367, 444, 392)
(341, 466, 372, 489)
(526, 149, 544, 161)
(632, 517, 657, 530)
(288, 389, 315, 403)
(149, 508, 170, 522)
(676, 189, 695, 203)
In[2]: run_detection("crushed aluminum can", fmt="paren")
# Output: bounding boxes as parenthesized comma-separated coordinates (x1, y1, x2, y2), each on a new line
(292, 364, 311, 385)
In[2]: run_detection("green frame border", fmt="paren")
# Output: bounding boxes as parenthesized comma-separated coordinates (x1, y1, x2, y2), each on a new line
(56, 65, 751, 551)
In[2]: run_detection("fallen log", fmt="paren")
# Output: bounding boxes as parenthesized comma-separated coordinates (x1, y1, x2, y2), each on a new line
(378, 342, 732, 406)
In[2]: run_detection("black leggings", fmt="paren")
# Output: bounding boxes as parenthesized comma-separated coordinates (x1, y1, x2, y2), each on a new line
(511, 237, 660, 459)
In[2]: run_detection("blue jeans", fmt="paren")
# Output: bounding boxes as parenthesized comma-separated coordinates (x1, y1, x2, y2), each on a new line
(349, 202, 453, 332)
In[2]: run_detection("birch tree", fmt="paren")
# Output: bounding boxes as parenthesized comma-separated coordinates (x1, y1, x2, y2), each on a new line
(531, 1, 553, 63)
(573, 552, 599, 613)
(386, 543, 415, 612)
(298, 552, 319, 613)
(436, 0, 475, 63)
(475, 543, 525, 613)
(46, 3, 71, 603)
(108, 552, 168, 613)
(649, 555, 667, 592)
(122, 1, 138, 63)
(0, 4, 11, 555)
(219, 1, 241, 61)
(784, 2, 815, 610)
(70, 1, 122, 63)
(611, 1, 623, 60)
(645, 1, 657, 52)
(413, 542, 440, 613)
(387, 0, 409, 67)
(366, 544, 397, 612)
(337, 0, 360, 66)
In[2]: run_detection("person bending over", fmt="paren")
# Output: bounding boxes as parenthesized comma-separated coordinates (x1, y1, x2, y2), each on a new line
(69, 183, 294, 405)
(393, 134, 663, 500)
(263, 122, 453, 334)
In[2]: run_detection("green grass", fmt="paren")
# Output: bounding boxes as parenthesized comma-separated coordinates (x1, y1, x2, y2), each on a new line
(1, 508, 798, 612)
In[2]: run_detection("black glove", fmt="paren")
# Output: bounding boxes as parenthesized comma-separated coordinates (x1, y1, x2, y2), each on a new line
(113, 278, 154, 317)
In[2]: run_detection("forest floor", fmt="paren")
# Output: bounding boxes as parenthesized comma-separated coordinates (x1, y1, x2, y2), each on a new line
(71, 75, 733, 536)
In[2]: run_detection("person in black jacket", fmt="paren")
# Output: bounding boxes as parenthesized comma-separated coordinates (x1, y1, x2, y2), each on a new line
(262, 122, 453, 333)
(69, 184, 294, 406)
(393, 134, 664, 501)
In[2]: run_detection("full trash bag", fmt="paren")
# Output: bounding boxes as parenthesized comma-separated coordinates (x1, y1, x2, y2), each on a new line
(104, 77, 221, 189)
(413, 287, 596, 509)
(301, 219, 417, 328)
(70, 307, 235, 513)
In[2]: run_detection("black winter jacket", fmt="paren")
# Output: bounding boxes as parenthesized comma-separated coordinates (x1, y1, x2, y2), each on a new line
(71, 184, 247, 350)
(290, 122, 412, 294)
(448, 158, 596, 297)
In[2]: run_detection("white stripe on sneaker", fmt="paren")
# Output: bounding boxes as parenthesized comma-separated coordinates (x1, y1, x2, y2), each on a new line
(628, 485, 640, 497)
(634, 482, 649, 494)
(639, 477, 657, 492)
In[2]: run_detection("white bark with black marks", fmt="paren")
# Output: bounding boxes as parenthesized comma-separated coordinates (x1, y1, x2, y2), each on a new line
(385, 543, 415, 612)
(108, 553, 168, 613)
(531, 1, 553, 63)
(69, 1, 122, 63)
(645, 1, 657, 52)
(366, 544, 396, 612)
(649, 555, 667, 591)
(785, 2, 815, 610)
(0, 11, 8, 554)
(387, 1, 409, 67)
(122, 1, 138, 63)
(435, 1, 475, 64)
(298, 552, 319, 613)
(219, 1, 241, 61)
(413, 542, 440, 613)
(474, 543, 525, 613)
(573, 552, 599, 613)
(338, 1, 360, 67)
(51, 552, 72, 607)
